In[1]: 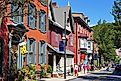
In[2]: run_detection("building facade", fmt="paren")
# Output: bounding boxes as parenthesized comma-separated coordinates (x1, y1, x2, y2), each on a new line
(0, 0, 48, 75)
(48, 1, 74, 76)
(72, 13, 93, 65)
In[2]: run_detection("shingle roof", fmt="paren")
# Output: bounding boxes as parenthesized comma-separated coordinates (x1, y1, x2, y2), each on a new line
(53, 6, 74, 33)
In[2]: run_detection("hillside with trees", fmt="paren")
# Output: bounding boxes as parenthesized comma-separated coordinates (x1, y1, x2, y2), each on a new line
(92, 0, 121, 62)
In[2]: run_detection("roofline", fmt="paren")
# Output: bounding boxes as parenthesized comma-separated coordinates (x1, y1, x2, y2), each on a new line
(73, 17, 93, 31)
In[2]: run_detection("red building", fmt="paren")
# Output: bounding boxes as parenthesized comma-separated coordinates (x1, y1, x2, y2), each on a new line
(0, 0, 48, 78)
(72, 13, 93, 65)
(48, 1, 74, 76)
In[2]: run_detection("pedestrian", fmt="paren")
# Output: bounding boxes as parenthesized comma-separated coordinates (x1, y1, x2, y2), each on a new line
(87, 64, 90, 73)
(74, 64, 78, 76)
(83, 64, 86, 74)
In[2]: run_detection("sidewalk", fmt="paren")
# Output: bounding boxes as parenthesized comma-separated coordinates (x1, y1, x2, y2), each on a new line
(39, 71, 87, 81)
(39, 67, 107, 81)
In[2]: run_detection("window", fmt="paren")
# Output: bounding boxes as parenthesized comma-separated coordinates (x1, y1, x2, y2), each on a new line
(26, 39, 36, 64)
(38, 41, 47, 64)
(39, 0, 47, 6)
(27, 3, 37, 29)
(70, 35, 73, 46)
(87, 41, 91, 49)
(55, 32, 58, 43)
(11, 2, 23, 23)
(39, 10, 46, 33)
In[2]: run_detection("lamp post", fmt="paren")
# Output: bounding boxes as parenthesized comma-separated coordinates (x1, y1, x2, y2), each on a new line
(63, 12, 66, 79)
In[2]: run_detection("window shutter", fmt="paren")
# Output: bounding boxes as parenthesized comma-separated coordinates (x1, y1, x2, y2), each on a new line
(26, 39, 30, 65)
(38, 42, 42, 64)
(43, 43, 47, 64)
(17, 45, 20, 69)
(40, 12, 43, 31)
(43, 14, 46, 32)
(33, 41, 36, 64)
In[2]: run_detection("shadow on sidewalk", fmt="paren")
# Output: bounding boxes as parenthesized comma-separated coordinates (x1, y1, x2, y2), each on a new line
(91, 72, 112, 75)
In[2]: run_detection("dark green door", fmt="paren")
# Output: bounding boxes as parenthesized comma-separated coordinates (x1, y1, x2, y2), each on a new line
(0, 39, 3, 75)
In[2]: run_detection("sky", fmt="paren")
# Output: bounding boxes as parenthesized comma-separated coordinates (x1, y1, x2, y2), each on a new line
(52, 0, 115, 26)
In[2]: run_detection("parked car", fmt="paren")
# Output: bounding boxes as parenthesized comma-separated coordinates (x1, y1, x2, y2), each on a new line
(115, 64, 121, 70)
(112, 64, 121, 75)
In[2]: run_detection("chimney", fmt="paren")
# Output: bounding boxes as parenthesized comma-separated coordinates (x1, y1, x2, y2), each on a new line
(52, 2, 58, 8)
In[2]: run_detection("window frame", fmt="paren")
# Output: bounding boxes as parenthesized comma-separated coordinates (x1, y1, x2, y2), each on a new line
(39, 10, 46, 33)
(27, 3, 37, 29)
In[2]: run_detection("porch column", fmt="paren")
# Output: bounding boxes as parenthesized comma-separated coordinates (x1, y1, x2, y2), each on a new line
(53, 54, 56, 73)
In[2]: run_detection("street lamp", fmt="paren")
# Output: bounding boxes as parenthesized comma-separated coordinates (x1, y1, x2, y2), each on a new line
(63, 12, 66, 79)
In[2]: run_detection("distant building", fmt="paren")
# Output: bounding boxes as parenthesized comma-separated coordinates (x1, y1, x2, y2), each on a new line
(72, 13, 93, 65)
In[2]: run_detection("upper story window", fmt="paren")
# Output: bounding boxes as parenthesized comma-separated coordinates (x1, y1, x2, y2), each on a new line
(39, 10, 46, 33)
(39, 0, 47, 6)
(80, 38, 87, 48)
(70, 35, 73, 46)
(55, 32, 58, 43)
(27, 3, 37, 29)
(11, 2, 23, 23)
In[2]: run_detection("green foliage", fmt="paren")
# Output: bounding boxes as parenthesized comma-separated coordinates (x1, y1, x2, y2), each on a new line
(17, 64, 36, 81)
(92, 20, 121, 61)
(47, 65, 52, 73)
(112, 0, 121, 26)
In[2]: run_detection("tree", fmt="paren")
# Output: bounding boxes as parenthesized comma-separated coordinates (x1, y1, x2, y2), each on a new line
(92, 21, 117, 62)
(112, 0, 121, 26)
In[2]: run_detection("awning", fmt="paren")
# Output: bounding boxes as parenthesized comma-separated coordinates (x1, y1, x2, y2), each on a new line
(47, 43, 57, 52)
(54, 47, 74, 56)
(47, 43, 74, 56)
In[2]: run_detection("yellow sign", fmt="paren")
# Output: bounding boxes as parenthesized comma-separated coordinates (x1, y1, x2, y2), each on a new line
(20, 45, 27, 55)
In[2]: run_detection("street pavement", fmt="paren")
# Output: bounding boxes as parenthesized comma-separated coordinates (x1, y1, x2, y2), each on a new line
(39, 67, 108, 81)
(69, 68, 121, 81)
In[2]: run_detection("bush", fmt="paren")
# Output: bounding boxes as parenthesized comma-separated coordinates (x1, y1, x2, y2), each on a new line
(47, 65, 52, 73)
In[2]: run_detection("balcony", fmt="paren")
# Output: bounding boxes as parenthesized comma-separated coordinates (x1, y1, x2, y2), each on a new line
(39, 0, 47, 6)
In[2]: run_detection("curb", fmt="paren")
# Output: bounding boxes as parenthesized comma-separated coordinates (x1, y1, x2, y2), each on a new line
(65, 77, 77, 81)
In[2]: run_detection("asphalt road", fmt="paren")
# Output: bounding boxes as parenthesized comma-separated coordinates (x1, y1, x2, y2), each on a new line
(70, 68, 121, 81)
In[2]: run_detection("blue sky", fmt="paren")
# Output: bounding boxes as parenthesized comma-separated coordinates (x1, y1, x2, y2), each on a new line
(52, 0, 115, 26)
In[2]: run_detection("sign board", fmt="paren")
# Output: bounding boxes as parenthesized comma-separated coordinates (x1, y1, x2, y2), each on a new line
(59, 41, 64, 51)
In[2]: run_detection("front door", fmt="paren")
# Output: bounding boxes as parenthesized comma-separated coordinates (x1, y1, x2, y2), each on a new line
(0, 39, 3, 75)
